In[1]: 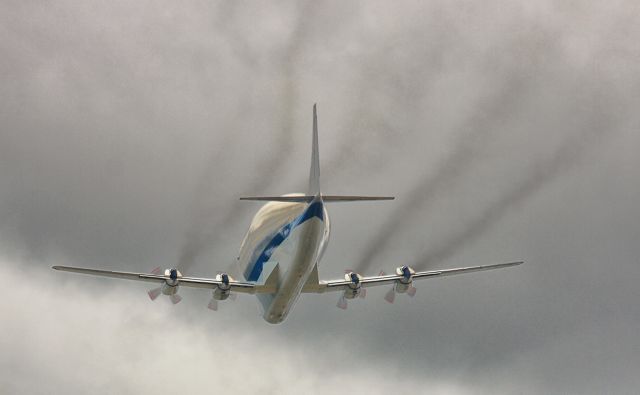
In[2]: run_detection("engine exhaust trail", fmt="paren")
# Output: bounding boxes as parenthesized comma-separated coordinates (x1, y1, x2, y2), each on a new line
(413, 102, 612, 270)
(354, 75, 528, 274)
(323, 36, 447, 177)
(176, 144, 230, 272)
(176, 2, 315, 273)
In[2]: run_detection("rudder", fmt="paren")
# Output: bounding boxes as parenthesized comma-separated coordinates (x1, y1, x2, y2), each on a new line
(308, 104, 320, 196)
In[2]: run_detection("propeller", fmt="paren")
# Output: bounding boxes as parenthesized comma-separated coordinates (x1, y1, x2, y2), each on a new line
(336, 295, 348, 310)
(208, 272, 234, 312)
(147, 267, 163, 301)
(336, 270, 365, 310)
(170, 294, 182, 304)
(147, 267, 182, 304)
(147, 287, 162, 301)
(384, 287, 396, 304)
(383, 266, 417, 303)
(384, 284, 416, 303)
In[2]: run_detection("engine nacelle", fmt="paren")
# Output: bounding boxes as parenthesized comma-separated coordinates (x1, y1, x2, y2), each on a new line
(213, 273, 232, 300)
(161, 282, 179, 296)
(213, 288, 230, 300)
(164, 268, 182, 285)
(395, 265, 415, 284)
(393, 282, 410, 294)
(343, 272, 364, 299)
(161, 268, 182, 295)
(382, 266, 417, 303)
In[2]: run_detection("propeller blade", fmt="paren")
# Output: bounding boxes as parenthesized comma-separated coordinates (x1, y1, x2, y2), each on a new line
(207, 299, 218, 311)
(170, 294, 182, 305)
(336, 295, 348, 310)
(151, 267, 162, 275)
(407, 286, 417, 297)
(229, 293, 237, 301)
(147, 287, 162, 301)
(379, 270, 386, 276)
(359, 288, 367, 299)
(384, 288, 396, 304)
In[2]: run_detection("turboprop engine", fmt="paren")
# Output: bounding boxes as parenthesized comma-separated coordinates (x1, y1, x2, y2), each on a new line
(336, 271, 366, 309)
(147, 267, 183, 304)
(208, 273, 235, 311)
(384, 265, 417, 303)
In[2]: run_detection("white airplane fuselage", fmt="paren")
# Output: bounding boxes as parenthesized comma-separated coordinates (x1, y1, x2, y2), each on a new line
(237, 195, 330, 324)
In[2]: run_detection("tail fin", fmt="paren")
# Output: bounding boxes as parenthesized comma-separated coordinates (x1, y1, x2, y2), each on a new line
(309, 104, 320, 196)
(239, 104, 394, 204)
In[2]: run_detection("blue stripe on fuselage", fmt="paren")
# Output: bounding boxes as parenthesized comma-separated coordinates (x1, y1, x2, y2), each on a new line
(245, 200, 324, 282)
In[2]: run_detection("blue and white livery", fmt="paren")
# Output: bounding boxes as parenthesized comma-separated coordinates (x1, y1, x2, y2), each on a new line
(53, 104, 522, 324)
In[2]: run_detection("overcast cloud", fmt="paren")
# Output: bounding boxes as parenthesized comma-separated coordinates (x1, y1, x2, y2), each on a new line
(1, 1, 640, 394)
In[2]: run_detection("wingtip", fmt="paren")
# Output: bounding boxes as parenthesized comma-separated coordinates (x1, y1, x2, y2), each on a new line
(52, 266, 61, 270)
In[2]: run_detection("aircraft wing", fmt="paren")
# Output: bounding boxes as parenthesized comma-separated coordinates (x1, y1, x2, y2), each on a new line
(52, 266, 268, 294)
(305, 261, 523, 293)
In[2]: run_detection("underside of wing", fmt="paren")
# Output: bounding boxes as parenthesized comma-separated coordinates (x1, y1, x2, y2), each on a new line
(413, 261, 524, 279)
(308, 261, 524, 294)
(309, 261, 523, 309)
(52, 265, 163, 283)
(52, 265, 261, 293)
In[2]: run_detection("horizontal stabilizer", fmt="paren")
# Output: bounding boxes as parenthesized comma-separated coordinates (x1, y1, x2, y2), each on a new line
(240, 195, 394, 203)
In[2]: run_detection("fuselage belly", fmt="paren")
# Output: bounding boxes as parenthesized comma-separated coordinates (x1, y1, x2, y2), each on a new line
(237, 197, 329, 324)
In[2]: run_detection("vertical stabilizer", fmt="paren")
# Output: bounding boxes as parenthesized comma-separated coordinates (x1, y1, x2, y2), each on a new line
(308, 104, 321, 196)
(238, 104, 394, 204)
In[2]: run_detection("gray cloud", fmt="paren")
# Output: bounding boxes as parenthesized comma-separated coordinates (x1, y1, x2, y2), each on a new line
(354, 71, 532, 273)
(175, 1, 320, 273)
(2, 1, 640, 393)
(414, 94, 613, 270)
(3, 257, 475, 395)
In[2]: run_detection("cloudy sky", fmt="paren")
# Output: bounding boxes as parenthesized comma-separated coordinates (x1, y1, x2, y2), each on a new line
(1, 1, 639, 393)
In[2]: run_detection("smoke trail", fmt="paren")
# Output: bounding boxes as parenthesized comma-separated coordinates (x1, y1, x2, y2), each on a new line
(413, 100, 612, 270)
(353, 73, 529, 273)
(323, 20, 450, 178)
(175, 131, 237, 272)
(176, 2, 316, 273)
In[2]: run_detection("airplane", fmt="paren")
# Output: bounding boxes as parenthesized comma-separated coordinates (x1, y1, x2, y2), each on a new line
(53, 104, 523, 324)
